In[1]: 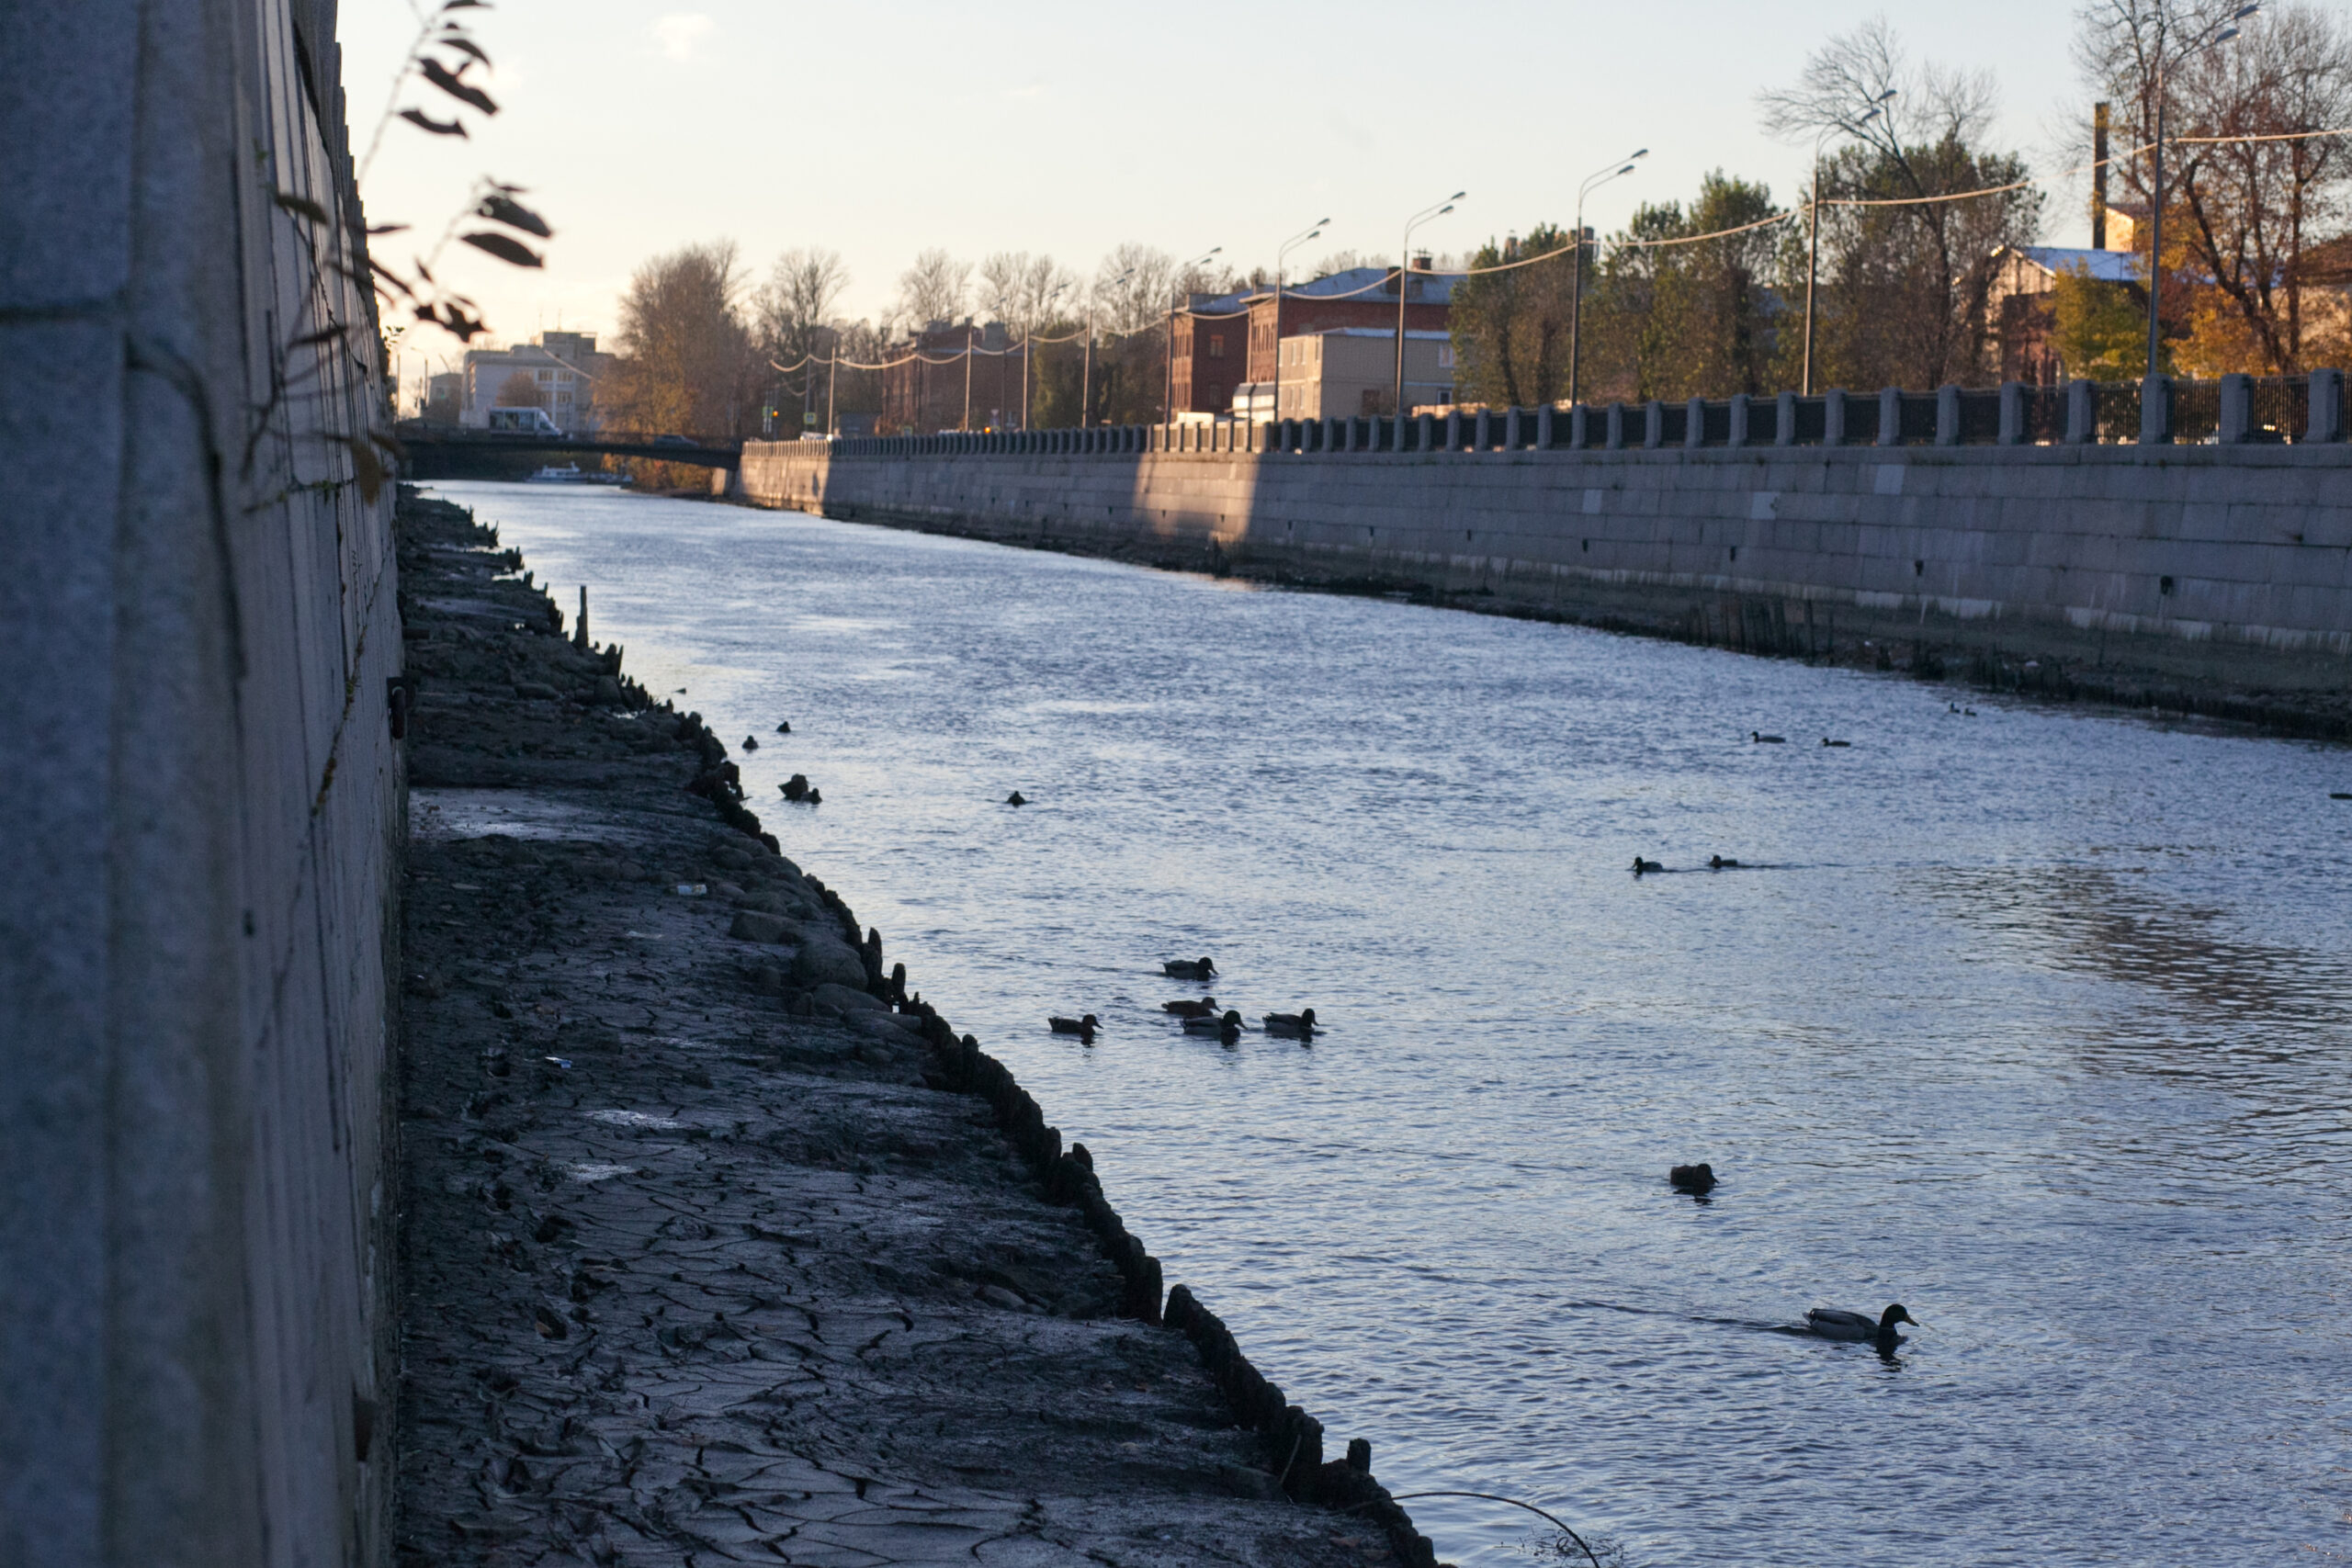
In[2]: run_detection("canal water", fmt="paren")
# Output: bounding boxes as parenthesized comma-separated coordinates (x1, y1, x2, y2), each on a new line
(434, 481, 2352, 1566)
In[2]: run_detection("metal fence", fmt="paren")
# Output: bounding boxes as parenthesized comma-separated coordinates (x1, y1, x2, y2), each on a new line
(817, 370, 2350, 458)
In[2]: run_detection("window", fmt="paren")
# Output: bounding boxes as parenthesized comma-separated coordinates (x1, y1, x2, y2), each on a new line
(1436, 344, 1455, 369)
(1208, 334, 1225, 359)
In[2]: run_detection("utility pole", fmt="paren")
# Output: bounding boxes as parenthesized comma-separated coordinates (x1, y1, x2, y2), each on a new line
(1569, 151, 1645, 409)
(1394, 194, 1463, 422)
(1801, 96, 1890, 397)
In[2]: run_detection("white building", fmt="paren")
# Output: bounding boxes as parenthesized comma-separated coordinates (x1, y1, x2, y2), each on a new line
(1249, 328, 1455, 421)
(459, 331, 608, 433)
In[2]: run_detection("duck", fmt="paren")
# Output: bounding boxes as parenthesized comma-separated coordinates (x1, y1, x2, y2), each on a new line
(1262, 1009, 1317, 1037)
(806, 786, 822, 805)
(779, 773, 810, 802)
(1182, 1009, 1244, 1040)
(1163, 956, 1216, 980)
(1632, 857, 1664, 875)
(1161, 997, 1218, 1019)
(1668, 1162, 1717, 1195)
(1752, 731, 1786, 743)
(1005, 790, 1027, 807)
(1821, 737, 1851, 748)
(1708, 855, 1740, 870)
(1047, 1013, 1100, 1040)
(742, 734, 760, 750)
(1805, 1303, 1921, 1353)
(775, 719, 792, 734)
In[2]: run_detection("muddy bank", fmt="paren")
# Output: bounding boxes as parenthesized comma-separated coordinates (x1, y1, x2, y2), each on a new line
(390, 488, 1440, 1566)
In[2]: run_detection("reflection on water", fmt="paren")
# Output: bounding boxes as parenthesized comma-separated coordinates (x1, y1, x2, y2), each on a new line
(440, 483, 2352, 1567)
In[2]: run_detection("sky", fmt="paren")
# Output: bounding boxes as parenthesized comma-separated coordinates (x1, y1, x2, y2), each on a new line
(345, 1, 2342, 403)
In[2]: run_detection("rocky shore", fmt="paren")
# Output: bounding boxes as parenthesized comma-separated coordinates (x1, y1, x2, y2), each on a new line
(390, 488, 1441, 1567)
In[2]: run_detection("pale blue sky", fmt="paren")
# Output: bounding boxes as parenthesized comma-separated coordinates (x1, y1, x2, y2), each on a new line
(346, 1, 2335, 391)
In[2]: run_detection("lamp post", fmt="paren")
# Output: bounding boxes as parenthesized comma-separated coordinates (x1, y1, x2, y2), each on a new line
(1568, 150, 1645, 410)
(2145, 4, 2257, 388)
(1395, 192, 1464, 420)
(1271, 219, 1328, 422)
(1082, 266, 1134, 428)
(1165, 246, 1222, 423)
(1801, 91, 1894, 397)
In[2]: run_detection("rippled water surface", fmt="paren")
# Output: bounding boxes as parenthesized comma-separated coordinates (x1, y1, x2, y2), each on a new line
(437, 481, 2352, 1565)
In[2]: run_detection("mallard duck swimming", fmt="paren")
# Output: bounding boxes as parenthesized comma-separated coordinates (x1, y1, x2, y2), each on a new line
(1047, 1013, 1100, 1039)
(1263, 1009, 1317, 1036)
(743, 734, 760, 750)
(1162, 997, 1217, 1019)
(1822, 737, 1851, 748)
(1708, 855, 1740, 870)
(1632, 857, 1664, 875)
(1005, 790, 1027, 807)
(1806, 1303, 1920, 1352)
(1182, 1009, 1243, 1039)
(775, 719, 792, 734)
(1669, 1162, 1716, 1194)
(1752, 731, 1786, 743)
(1163, 956, 1216, 980)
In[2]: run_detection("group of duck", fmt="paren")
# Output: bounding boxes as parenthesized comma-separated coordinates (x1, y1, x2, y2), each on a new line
(1048, 956, 1317, 1046)
(1668, 1162, 1923, 1356)
(1750, 731, 1850, 747)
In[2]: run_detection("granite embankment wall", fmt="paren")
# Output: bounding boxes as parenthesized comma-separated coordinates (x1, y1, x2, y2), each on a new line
(741, 439, 2352, 694)
(2, 5, 402, 1566)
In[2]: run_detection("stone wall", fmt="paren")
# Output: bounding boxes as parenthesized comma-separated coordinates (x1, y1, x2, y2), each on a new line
(741, 437, 2352, 689)
(0, 3, 402, 1564)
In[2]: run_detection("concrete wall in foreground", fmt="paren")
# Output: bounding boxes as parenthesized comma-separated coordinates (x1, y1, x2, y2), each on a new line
(741, 441, 2352, 684)
(0, 2, 402, 1563)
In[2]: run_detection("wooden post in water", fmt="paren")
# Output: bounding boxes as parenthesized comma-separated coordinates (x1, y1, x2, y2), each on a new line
(576, 585, 589, 649)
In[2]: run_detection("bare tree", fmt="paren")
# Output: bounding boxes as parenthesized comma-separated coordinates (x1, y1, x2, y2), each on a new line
(2075, 0, 2352, 371)
(753, 247, 849, 360)
(604, 240, 759, 441)
(1759, 18, 2040, 387)
(896, 248, 970, 328)
(1092, 243, 1176, 335)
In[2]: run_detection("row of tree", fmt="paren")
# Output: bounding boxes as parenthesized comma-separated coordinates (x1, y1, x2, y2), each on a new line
(598, 4, 2352, 444)
(1454, 6, 2352, 409)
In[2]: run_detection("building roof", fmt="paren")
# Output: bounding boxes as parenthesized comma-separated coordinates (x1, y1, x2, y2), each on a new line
(2011, 246, 2142, 285)
(1193, 265, 1460, 315)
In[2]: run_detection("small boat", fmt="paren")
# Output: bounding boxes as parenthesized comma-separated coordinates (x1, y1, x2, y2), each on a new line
(526, 462, 585, 483)
(1161, 997, 1218, 1019)
(1163, 956, 1216, 980)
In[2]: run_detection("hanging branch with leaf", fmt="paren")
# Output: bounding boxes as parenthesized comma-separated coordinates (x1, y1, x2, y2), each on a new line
(356, 0, 553, 343)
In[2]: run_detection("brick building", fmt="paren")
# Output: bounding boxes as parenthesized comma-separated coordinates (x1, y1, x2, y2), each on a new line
(1170, 264, 1457, 417)
(879, 320, 1020, 434)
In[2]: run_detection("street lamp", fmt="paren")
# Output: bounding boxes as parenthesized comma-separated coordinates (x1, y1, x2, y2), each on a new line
(1082, 266, 1134, 427)
(2145, 4, 2258, 390)
(1802, 90, 1894, 396)
(1271, 219, 1329, 422)
(1568, 150, 1645, 409)
(1165, 246, 1222, 423)
(1025, 280, 1069, 431)
(1395, 192, 1464, 421)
